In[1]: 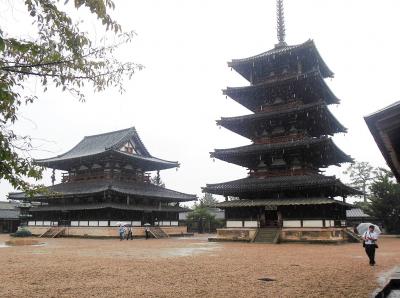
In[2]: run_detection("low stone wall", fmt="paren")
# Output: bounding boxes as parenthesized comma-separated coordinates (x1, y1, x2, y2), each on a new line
(211, 228, 257, 242)
(209, 227, 347, 243)
(27, 226, 187, 238)
(281, 228, 346, 243)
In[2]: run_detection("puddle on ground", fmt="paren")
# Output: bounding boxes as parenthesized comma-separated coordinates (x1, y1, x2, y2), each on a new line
(79, 241, 221, 259)
(157, 246, 219, 257)
(0, 241, 47, 248)
(176, 236, 211, 241)
(0, 243, 9, 248)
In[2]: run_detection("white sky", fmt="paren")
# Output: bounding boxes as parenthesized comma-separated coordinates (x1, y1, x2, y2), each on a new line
(1, 0, 400, 204)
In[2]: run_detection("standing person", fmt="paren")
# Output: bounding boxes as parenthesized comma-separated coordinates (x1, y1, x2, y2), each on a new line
(126, 226, 133, 240)
(145, 226, 150, 240)
(119, 224, 125, 241)
(363, 225, 379, 266)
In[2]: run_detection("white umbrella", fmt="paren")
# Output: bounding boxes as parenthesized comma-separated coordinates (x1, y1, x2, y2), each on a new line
(356, 223, 381, 235)
(115, 222, 127, 226)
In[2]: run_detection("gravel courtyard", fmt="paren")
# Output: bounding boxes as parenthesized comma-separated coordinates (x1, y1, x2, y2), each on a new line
(0, 234, 399, 298)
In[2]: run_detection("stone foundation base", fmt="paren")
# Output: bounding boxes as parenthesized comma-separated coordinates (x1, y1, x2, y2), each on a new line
(209, 228, 257, 242)
(281, 228, 347, 243)
(209, 227, 349, 243)
(27, 226, 188, 238)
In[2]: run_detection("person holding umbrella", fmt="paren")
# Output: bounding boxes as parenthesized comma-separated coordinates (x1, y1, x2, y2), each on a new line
(363, 225, 379, 266)
(118, 224, 126, 241)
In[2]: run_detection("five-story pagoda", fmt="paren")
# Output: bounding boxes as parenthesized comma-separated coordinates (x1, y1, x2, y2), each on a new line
(204, 0, 360, 243)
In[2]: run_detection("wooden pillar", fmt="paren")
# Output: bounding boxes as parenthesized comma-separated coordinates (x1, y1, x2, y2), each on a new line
(277, 210, 283, 228)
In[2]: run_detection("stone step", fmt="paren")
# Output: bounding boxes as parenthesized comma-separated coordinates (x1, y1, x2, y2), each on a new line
(254, 228, 279, 243)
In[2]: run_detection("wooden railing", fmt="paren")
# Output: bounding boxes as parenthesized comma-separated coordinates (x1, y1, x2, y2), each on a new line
(249, 169, 318, 178)
(253, 133, 306, 145)
(61, 172, 151, 183)
(258, 100, 303, 113)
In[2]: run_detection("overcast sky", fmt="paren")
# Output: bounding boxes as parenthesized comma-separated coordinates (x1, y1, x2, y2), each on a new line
(1, 0, 400, 204)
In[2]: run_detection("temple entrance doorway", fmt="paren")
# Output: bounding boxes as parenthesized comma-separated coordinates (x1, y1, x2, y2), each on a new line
(143, 212, 153, 226)
(263, 206, 278, 227)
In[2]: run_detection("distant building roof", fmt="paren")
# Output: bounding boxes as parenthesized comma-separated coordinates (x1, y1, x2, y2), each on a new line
(346, 208, 371, 218)
(0, 201, 19, 220)
(365, 101, 400, 182)
(34, 127, 179, 171)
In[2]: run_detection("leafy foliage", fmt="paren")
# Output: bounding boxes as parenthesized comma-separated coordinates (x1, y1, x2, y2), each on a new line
(368, 168, 400, 234)
(0, 0, 142, 195)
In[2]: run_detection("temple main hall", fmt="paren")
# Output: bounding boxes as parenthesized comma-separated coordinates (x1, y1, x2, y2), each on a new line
(9, 127, 196, 237)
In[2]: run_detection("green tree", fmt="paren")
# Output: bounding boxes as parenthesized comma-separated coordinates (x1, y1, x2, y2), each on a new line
(368, 168, 400, 234)
(150, 171, 165, 188)
(343, 161, 376, 202)
(0, 0, 141, 195)
(185, 193, 223, 233)
(199, 192, 218, 206)
(186, 204, 216, 233)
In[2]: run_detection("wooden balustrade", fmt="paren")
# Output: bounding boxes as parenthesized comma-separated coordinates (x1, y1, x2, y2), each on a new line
(60, 172, 152, 183)
(258, 100, 302, 113)
(249, 168, 317, 178)
(253, 133, 306, 144)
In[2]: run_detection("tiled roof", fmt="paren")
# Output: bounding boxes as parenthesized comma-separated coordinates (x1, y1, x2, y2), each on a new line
(204, 174, 360, 197)
(217, 102, 347, 137)
(228, 40, 334, 81)
(9, 179, 197, 202)
(223, 70, 340, 112)
(30, 203, 189, 213)
(35, 127, 178, 171)
(211, 137, 353, 166)
(346, 208, 371, 218)
(215, 197, 349, 208)
(364, 102, 400, 183)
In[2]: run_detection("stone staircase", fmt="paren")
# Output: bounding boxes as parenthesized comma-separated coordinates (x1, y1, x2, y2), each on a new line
(148, 227, 169, 239)
(253, 228, 280, 243)
(39, 227, 66, 238)
(344, 228, 363, 243)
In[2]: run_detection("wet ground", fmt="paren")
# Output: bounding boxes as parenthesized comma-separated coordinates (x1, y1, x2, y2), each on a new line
(0, 234, 399, 297)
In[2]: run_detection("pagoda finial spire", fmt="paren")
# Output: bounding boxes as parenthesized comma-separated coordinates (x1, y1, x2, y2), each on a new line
(276, 0, 287, 47)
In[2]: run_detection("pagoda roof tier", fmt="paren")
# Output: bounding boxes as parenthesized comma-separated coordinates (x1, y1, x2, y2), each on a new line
(223, 70, 339, 112)
(217, 102, 346, 139)
(228, 39, 334, 83)
(29, 202, 190, 213)
(9, 179, 197, 202)
(203, 174, 360, 197)
(211, 137, 353, 169)
(35, 127, 178, 171)
(213, 197, 350, 209)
